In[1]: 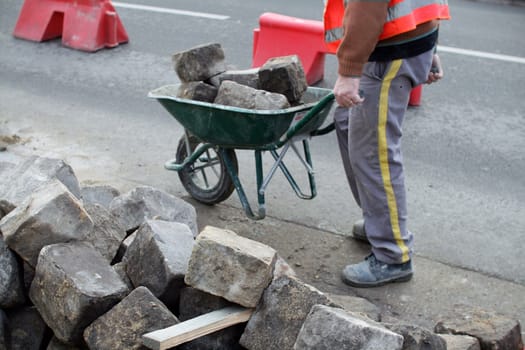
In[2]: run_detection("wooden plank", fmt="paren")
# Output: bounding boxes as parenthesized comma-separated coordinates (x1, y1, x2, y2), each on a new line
(142, 306, 253, 350)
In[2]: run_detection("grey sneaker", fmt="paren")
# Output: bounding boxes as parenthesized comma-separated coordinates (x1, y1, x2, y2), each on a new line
(341, 254, 413, 288)
(352, 219, 369, 244)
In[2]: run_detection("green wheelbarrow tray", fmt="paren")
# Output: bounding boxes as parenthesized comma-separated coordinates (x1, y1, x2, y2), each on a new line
(149, 83, 336, 220)
(148, 84, 335, 149)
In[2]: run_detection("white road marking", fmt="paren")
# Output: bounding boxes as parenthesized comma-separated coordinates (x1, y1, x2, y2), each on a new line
(112, 2, 230, 20)
(439, 45, 525, 64)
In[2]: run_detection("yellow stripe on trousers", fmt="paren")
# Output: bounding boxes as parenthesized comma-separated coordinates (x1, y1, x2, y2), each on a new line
(377, 59, 410, 263)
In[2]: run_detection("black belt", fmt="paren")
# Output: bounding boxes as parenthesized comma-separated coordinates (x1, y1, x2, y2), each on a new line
(369, 29, 438, 62)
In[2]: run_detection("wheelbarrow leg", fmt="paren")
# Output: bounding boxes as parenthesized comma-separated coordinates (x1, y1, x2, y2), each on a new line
(269, 139, 317, 200)
(220, 148, 266, 220)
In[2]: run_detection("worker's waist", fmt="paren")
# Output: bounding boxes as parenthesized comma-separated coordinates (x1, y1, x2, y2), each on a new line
(369, 23, 438, 62)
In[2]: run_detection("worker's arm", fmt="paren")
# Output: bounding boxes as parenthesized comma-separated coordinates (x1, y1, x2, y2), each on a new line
(334, 0, 388, 107)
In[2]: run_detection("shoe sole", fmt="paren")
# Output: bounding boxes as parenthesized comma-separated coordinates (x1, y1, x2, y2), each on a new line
(351, 232, 370, 244)
(351, 229, 370, 244)
(341, 272, 413, 288)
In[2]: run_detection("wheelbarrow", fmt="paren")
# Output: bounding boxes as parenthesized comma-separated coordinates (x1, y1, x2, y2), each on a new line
(148, 83, 335, 220)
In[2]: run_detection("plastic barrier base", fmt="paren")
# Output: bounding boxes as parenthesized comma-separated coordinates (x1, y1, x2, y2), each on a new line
(13, 0, 128, 52)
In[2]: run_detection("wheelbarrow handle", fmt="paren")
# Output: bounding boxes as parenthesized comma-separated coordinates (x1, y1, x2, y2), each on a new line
(281, 92, 335, 144)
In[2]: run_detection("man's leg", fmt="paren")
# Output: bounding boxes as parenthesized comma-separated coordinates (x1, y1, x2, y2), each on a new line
(341, 49, 434, 287)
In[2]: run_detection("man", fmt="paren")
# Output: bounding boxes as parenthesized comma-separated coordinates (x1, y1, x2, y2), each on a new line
(324, 0, 450, 287)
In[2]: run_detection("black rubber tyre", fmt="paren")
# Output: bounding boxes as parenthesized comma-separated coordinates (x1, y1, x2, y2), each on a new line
(176, 135, 238, 205)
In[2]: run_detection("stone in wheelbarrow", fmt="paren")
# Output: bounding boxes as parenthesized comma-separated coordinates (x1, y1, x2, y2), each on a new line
(258, 54, 308, 104)
(214, 80, 290, 110)
(172, 43, 227, 82)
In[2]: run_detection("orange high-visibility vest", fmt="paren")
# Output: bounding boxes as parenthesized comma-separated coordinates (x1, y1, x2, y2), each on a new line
(323, 0, 450, 53)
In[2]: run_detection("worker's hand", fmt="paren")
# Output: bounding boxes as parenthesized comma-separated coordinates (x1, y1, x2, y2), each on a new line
(426, 53, 443, 84)
(334, 75, 364, 108)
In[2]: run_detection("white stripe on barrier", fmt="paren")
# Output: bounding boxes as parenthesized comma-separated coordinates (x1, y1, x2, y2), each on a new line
(112, 2, 230, 20)
(438, 45, 525, 64)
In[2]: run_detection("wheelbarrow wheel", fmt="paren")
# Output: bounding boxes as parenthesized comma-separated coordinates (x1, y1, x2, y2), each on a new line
(176, 135, 238, 205)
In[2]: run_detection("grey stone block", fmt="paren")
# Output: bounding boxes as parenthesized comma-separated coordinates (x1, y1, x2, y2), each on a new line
(80, 184, 120, 209)
(178, 287, 245, 350)
(293, 305, 404, 350)
(210, 68, 260, 89)
(109, 185, 198, 236)
(83, 286, 179, 350)
(214, 80, 290, 110)
(384, 323, 446, 350)
(0, 237, 25, 308)
(258, 55, 308, 104)
(0, 309, 8, 350)
(440, 334, 481, 350)
(0, 179, 94, 267)
(5, 306, 48, 350)
(123, 219, 194, 310)
(22, 260, 35, 294)
(434, 305, 523, 350)
(185, 226, 277, 308)
(29, 242, 129, 345)
(239, 275, 334, 350)
(0, 156, 81, 215)
(327, 293, 381, 322)
(83, 203, 127, 262)
(273, 255, 297, 280)
(176, 81, 218, 102)
(113, 230, 137, 263)
(173, 43, 227, 82)
(46, 336, 86, 350)
(112, 262, 134, 291)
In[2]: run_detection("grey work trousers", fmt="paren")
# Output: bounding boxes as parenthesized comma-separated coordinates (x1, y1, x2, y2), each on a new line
(334, 49, 434, 264)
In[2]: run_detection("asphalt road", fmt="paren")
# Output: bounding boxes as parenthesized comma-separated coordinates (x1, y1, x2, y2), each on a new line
(1, 0, 524, 290)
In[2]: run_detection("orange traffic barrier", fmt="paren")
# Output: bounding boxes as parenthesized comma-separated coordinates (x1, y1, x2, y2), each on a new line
(252, 12, 424, 106)
(13, 0, 128, 52)
(252, 12, 329, 85)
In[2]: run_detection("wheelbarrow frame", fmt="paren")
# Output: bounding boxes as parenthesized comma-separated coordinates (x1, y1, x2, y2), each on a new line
(148, 84, 335, 220)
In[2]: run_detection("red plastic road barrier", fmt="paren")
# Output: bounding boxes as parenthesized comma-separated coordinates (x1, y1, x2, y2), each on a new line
(13, 0, 128, 52)
(252, 12, 424, 106)
(252, 12, 328, 85)
(408, 85, 423, 106)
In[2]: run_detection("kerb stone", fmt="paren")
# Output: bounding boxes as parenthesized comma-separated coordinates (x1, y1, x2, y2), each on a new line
(83, 286, 179, 350)
(178, 287, 245, 350)
(29, 242, 129, 345)
(0, 179, 93, 267)
(123, 219, 195, 310)
(258, 55, 308, 104)
(0, 156, 81, 215)
(0, 309, 7, 350)
(293, 305, 404, 350)
(328, 293, 381, 322)
(83, 203, 126, 263)
(440, 334, 481, 350)
(184, 226, 277, 308)
(214, 80, 290, 110)
(384, 323, 447, 350)
(239, 275, 334, 350)
(5, 306, 48, 350)
(80, 184, 120, 209)
(434, 305, 523, 350)
(46, 336, 84, 350)
(173, 43, 227, 82)
(109, 185, 198, 236)
(0, 236, 25, 308)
